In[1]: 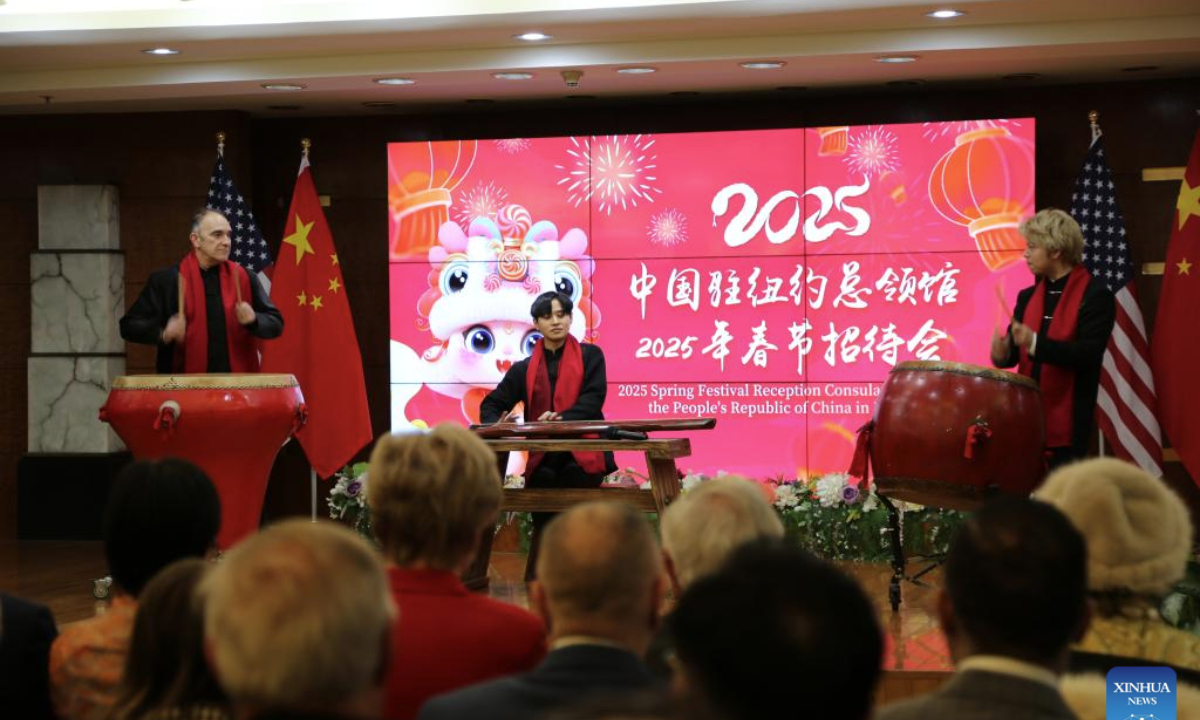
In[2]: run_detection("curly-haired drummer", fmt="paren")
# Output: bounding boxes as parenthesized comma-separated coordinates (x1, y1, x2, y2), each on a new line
(120, 208, 283, 373)
(990, 209, 1115, 469)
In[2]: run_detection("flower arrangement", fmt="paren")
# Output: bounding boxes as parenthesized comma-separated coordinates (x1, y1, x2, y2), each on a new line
(328, 459, 962, 563)
(328, 462, 372, 542)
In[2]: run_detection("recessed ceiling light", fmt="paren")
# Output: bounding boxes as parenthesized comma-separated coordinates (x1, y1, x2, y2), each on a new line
(266, 105, 302, 111)
(261, 83, 306, 91)
(492, 72, 534, 80)
(1122, 65, 1160, 72)
(565, 95, 598, 100)
(875, 55, 919, 64)
(363, 101, 397, 108)
(142, 48, 180, 56)
(374, 77, 415, 86)
(514, 32, 552, 42)
(740, 61, 786, 70)
(925, 9, 965, 19)
(465, 98, 497, 104)
(887, 79, 926, 87)
(670, 91, 701, 97)
(1002, 73, 1042, 81)
(617, 67, 658, 75)
(776, 85, 808, 92)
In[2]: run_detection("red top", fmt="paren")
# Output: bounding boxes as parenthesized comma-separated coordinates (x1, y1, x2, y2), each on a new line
(382, 566, 546, 720)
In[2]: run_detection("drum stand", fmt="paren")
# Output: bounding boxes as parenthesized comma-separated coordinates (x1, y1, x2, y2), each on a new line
(878, 494, 945, 611)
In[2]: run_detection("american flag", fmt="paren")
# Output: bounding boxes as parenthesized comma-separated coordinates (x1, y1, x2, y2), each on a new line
(206, 152, 273, 279)
(1072, 127, 1164, 476)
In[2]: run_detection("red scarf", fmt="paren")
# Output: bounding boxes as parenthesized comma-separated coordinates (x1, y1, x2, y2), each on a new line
(524, 335, 607, 478)
(174, 252, 260, 374)
(1017, 265, 1090, 448)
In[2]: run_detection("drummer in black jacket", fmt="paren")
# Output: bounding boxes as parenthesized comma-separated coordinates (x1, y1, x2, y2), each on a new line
(991, 208, 1116, 470)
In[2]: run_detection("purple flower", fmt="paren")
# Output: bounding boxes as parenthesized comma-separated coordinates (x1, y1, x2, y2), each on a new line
(346, 480, 363, 497)
(841, 484, 860, 504)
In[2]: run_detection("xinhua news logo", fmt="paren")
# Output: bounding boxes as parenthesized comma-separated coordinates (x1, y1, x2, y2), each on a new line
(1108, 667, 1177, 720)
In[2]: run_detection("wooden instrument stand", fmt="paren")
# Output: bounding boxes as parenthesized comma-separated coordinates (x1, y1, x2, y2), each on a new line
(461, 418, 716, 589)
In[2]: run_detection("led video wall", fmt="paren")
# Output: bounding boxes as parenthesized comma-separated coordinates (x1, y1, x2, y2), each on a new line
(388, 119, 1035, 479)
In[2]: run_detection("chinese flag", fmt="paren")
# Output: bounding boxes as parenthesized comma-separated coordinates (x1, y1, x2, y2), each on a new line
(1151, 129, 1200, 484)
(260, 155, 372, 478)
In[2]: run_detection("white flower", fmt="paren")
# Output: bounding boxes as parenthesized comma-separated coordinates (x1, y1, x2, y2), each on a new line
(861, 489, 879, 512)
(814, 473, 850, 508)
(504, 474, 525, 489)
(681, 473, 707, 492)
(773, 484, 801, 509)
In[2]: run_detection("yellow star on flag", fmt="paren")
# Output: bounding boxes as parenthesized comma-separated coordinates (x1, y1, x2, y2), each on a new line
(283, 215, 316, 265)
(331, 253, 339, 266)
(311, 295, 324, 311)
(328, 277, 341, 293)
(1178, 257, 1193, 275)
(297, 291, 307, 306)
(1178, 180, 1200, 230)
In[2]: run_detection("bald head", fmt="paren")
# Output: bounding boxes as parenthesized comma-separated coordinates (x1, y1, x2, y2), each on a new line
(536, 502, 663, 631)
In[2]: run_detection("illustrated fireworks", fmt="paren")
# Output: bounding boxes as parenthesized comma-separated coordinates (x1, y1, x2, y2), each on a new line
(844, 126, 899, 178)
(493, 138, 531, 155)
(453, 181, 509, 225)
(648, 208, 689, 247)
(556, 135, 661, 214)
(921, 118, 1020, 141)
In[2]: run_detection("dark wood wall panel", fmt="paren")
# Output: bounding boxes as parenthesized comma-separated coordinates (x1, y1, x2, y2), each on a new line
(1, 78, 1198, 538)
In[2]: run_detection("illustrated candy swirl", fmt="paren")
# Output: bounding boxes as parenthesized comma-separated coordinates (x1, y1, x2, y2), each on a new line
(497, 204, 532, 237)
(497, 248, 528, 281)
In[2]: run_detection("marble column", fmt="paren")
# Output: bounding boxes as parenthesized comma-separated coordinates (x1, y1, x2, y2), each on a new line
(28, 185, 125, 453)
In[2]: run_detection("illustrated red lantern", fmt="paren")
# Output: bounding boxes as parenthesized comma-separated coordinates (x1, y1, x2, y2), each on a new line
(927, 127, 1034, 271)
(388, 140, 478, 259)
(816, 126, 849, 156)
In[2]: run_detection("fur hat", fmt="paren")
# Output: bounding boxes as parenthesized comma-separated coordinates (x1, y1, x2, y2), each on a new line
(1033, 458, 1193, 595)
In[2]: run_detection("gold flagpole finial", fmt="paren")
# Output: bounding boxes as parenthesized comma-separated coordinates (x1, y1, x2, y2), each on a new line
(1087, 110, 1099, 124)
(216, 131, 226, 144)
(301, 138, 312, 157)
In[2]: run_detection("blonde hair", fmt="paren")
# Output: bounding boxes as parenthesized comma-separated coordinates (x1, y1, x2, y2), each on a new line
(1019, 208, 1084, 266)
(537, 501, 663, 623)
(661, 475, 785, 589)
(202, 520, 394, 709)
(367, 424, 502, 568)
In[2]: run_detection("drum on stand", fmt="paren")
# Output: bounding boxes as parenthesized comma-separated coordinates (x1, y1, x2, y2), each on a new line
(868, 360, 1046, 511)
(100, 374, 306, 549)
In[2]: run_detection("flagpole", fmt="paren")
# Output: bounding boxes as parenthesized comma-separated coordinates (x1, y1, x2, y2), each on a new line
(311, 467, 318, 522)
(1090, 110, 1105, 460)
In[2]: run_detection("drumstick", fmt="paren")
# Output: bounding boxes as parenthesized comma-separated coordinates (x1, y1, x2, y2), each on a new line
(993, 284, 1013, 323)
(235, 275, 243, 305)
(177, 272, 186, 317)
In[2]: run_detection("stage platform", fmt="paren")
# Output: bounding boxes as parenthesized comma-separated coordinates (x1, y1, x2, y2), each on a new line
(0, 539, 953, 706)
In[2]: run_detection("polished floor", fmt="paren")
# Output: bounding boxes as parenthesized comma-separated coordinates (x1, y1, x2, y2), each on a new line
(0, 536, 952, 674)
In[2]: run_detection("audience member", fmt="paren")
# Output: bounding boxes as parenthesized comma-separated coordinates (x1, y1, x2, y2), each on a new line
(50, 458, 220, 720)
(670, 539, 882, 720)
(650, 475, 784, 677)
(367, 425, 546, 720)
(419, 501, 665, 720)
(877, 497, 1088, 720)
(203, 519, 395, 720)
(1034, 457, 1199, 671)
(109, 558, 230, 720)
(659, 475, 784, 595)
(0, 592, 58, 719)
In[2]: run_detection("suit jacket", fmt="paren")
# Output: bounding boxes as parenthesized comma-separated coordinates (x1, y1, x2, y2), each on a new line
(996, 273, 1115, 456)
(120, 263, 283, 373)
(382, 567, 546, 720)
(876, 669, 1078, 720)
(417, 644, 657, 720)
(0, 593, 59, 720)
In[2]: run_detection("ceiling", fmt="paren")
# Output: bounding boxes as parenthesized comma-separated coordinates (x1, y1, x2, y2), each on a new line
(1, 0, 1198, 116)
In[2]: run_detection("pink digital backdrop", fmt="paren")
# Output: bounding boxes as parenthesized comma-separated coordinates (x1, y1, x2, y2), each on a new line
(387, 119, 1036, 479)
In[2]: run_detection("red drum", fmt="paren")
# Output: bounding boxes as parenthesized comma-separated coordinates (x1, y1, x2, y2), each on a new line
(100, 374, 306, 549)
(865, 361, 1046, 511)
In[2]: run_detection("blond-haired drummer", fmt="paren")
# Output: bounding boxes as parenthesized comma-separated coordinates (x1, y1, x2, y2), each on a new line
(990, 208, 1115, 469)
(120, 208, 283, 373)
